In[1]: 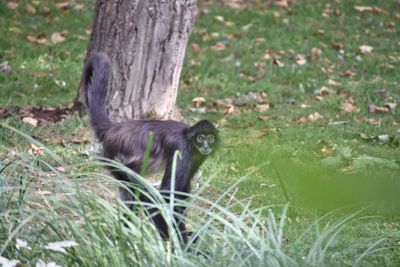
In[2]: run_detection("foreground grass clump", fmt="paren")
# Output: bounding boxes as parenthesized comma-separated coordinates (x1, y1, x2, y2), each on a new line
(0, 128, 398, 266)
(1, 0, 400, 265)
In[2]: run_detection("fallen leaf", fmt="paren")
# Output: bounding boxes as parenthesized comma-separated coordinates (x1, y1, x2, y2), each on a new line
(56, 2, 70, 10)
(321, 146, 334, 156)
(7, 2, 18, 10)
(220, 0, 246, 9)
(272, 58, 285, 67)
(225, 21, 234, 27)
(56, 166, 66, 173)
(212, 42, 225, 51)
(27, 34, 47, 44)
(354, 117, 381, 127)
(310, 47, 321, 60)
(51, 32, 66, 44)
(308, 112, 323, 121)
(191, 43, 202, 53)
(74, 3, 85, 11)
(368, 104, 389, 113)
(341, 70, 355, 77)
(223, 104, 238, 115)
(384, 102, 397, 112)
(295, 54, 307, 65)
(30, 143, 44, 156)
(360, 132, 369, 140)
(315, 95, 324, 101)
(214, 16, 224, 22)
(315, 86, 330, 96)
(274, 0, 289, 9)
(341, 102, 360, 113)
(26, 3, 36, 14)
(257, 104, 270, 112)
(354, 5, 388, 15)
(331, 42, 344, 50)
(192, 97, 206, 108)
(359, 45, 373, 54)
(328, 79, 340, 86)
(22, 117, 39, 126)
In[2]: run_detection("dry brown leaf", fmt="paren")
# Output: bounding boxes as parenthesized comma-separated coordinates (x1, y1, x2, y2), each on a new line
(354, 6, 388, 15)
(26, 3, 36, 14)
(359, 45, 373, 54)
(272, 58, 285, 67)
(310, 47, 321, 60)
(384, 102, 397, 112)
(56, 2, 70, 10)
(214, 16, 224, 22)
(223, 104, 238, 115)
(22, 117, 39, 127)
(274, 0, 289, 9)
(295, 54, 307, 65)
(262, 51, 272, 60)
(354, 117, 381, 127)
(27, 34, 47, 44)
(74, 3, 85, 11)
(341, 70, 355, 77)
(328, 79, 340, 86)
(220, 0, 246, 9)
(308, 112, 323, 121)
(297, 116, 308, 124)
(191, 43, 202, 53)
(257, 104, 270, 112)
(321, 146, 334, 156)
(56, 166, 66, 172)
(192, 97, 206, 108)
(7, 2, 18, 9)
(331, 42, 344, 50)
(341, 102, 360, 113)
(212, 42, 226, 51)
(315, 86, 330, 96)
(51, 32, 66, 44)
(368, 104, 389, 113)
(30, 143, 44, 156)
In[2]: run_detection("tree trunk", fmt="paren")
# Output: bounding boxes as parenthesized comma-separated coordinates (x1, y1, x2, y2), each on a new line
(75, 0, 197, 121)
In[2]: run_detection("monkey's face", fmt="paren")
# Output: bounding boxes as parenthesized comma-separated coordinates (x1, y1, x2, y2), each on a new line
(193, 134, 215, 155)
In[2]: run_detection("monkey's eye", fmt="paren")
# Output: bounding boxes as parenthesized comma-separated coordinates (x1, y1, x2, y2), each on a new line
(207, 135, 214, 143)
(196, 134, 205, 143)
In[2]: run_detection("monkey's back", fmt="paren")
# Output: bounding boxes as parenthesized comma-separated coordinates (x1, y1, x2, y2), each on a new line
(102, 120, 190, 170)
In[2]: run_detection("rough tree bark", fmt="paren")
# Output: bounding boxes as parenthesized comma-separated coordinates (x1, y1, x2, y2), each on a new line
(75, 0, 197, 121)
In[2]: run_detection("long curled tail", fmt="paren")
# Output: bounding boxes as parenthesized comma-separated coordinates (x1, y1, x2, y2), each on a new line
(82, 53, 113, 141)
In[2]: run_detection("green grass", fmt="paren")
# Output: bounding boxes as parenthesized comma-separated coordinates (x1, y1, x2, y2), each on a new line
(1, 0, 400, 265)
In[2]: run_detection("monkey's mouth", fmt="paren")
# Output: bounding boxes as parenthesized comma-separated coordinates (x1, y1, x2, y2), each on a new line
(198, 147, 212, 155)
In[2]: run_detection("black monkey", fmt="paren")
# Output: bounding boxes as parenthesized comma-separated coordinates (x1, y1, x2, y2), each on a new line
(83, 53, 219, 242)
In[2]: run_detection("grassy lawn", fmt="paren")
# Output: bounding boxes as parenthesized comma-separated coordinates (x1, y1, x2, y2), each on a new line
(1, 0, 400, 265)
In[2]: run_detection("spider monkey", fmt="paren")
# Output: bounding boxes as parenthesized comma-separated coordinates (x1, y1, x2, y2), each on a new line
(83, 53, 219, 243)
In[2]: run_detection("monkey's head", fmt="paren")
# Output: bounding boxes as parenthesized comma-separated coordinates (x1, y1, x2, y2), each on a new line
(186, 120, 219, 156)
